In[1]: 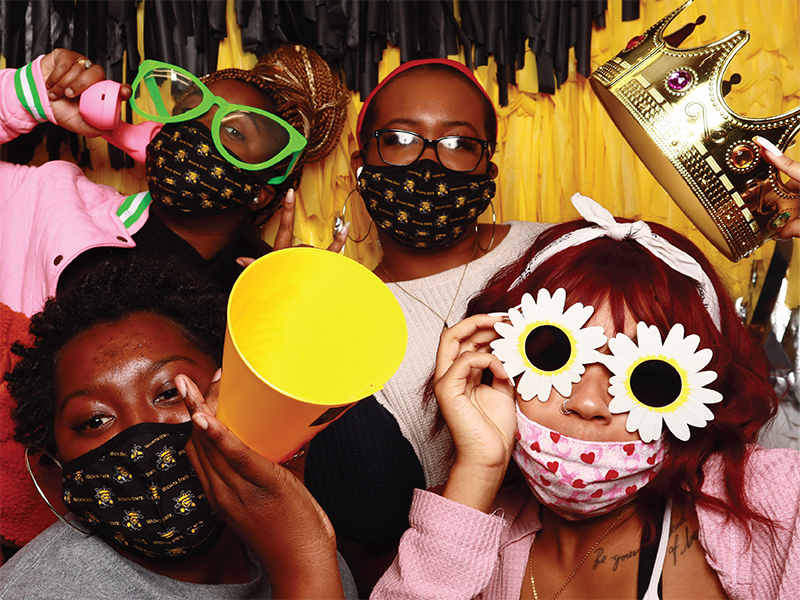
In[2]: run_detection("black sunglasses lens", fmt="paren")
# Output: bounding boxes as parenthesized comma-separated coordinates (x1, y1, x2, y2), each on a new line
(524, 325, 571, 372)
(629, 360, 682, 407)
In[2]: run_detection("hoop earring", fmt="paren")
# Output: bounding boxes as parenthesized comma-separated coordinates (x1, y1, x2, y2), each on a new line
(25, 446, 91, 535)
(476, 200, 496, 252)
(334, 188, 373, 243)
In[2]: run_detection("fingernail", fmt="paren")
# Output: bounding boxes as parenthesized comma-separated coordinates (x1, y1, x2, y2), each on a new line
(175, 376, 187, 399)
(211, 368, 222, 383)
(48, 91, 57, 100)
(236, 258, 246, 267)
(65, 88, 74, 98)
(193, 413, 209, 431)
(754, 136, 783, 158)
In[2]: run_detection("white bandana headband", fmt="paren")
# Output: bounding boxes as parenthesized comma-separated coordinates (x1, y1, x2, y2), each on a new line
(509, 194, 721, 331)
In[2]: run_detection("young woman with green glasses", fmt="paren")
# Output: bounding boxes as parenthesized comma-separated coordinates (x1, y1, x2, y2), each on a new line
(0, 44, 349, 318)
(129, 60, 307, 184)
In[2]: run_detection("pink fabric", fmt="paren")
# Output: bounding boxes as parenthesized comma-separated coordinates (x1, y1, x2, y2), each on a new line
(373, 447, 800, 600)
(513, 405, 665, 519)
(698, 447, 800, 600)
(0, 57, 147, 317)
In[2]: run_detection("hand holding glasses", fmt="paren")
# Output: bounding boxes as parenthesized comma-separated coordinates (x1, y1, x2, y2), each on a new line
(79, 60, 307, 185)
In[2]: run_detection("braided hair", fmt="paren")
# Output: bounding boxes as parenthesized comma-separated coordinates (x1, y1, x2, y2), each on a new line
(4, 255, 226, 456)
(202, 44, 349, 203)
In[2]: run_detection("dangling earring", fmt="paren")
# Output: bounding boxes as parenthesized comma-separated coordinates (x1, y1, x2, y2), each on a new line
(24, 446, 91, 535)
(334, 188, 372, 243)
(476, 200, 496, 252)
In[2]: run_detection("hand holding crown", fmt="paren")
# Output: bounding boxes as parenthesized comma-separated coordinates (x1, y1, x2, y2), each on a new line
(755, 136, 800, 239)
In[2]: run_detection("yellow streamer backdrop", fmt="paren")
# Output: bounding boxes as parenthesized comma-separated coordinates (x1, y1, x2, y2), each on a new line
(15, 0, 799, 309)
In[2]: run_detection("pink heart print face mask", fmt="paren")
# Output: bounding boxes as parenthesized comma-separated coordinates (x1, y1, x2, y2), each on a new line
(512, 405, 666, 520)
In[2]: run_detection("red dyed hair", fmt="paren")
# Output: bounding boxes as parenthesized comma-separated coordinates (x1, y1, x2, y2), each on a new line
(449, 218, 778, 527)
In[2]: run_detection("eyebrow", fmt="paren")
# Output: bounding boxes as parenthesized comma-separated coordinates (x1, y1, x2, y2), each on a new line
(381, 117, 480, 135)
(57, 355, 200, 412)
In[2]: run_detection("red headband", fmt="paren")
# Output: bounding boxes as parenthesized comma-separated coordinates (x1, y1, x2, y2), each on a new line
(355, 58, 497, 151)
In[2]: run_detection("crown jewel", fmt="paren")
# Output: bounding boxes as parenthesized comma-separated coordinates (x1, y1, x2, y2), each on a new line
(590, 0, 799, 261)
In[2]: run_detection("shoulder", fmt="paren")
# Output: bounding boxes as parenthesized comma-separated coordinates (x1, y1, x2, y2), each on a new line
(697, 446, 800, 600)
(0, 521, 120, 597)
(489, 220, 553, 263)
(471, 220, 551, 274)
(701, 445, 800, 513)
(504, 220, 554, 241)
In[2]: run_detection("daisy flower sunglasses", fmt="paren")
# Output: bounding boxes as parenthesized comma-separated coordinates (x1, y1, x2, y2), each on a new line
(490, 288, 723, 443)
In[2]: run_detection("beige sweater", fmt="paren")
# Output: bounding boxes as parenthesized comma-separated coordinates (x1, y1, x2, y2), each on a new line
(376, 220, 550, 488)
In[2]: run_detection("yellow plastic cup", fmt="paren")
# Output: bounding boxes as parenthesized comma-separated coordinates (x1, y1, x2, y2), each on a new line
(217, 247, 407, 463)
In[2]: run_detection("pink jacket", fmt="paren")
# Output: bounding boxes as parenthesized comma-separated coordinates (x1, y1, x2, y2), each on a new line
(373, 446, 800, 600)
(0, 57, 150, 316)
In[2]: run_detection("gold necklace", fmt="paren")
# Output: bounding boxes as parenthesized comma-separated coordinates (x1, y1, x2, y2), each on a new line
(381, 240, 478, 332)
(528, 505, 632, 600)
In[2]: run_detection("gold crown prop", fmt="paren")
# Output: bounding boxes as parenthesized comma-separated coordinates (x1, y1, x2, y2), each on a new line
(590, 0, 799, 261)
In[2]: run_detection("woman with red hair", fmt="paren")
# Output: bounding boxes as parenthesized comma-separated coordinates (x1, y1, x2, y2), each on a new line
(373, 194, 799, 600)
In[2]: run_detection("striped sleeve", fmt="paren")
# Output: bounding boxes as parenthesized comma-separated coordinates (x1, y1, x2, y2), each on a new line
(13, 56, 55, 124)
(116, 192, 152, 230)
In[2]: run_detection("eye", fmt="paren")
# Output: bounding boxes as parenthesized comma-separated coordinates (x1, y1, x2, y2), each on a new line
(222, 125, 245, 141)
(440, 137, 482, 153)
(382, 131, 417, 146)
(77, 414, 113, 431)
(490, 289, 607, 402)
(154, 386, 181, 404)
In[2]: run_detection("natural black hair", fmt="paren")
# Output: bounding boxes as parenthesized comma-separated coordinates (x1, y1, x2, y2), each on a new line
(4, 254, 227, 456)
(359, 63, 498, 155)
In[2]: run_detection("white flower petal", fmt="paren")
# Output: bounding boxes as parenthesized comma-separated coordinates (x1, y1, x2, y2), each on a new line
(679, 400, 714, 426)
(625, 405, 647, 432)
(493, 322, 519, 340)
(688, 387, 723, 405)
(537, 376, 553, 403)
(662, 324, 689, 356)
(687, 370, 718, 388)
(499, 357, 527, 378)
(663, 411, 691, 441)
(609, 395, 636, 415)
(608, 334, 640, 363)
(552, 374, 574, 397)
(639, 411, 664, 443)
(517, 369, 538, 401)
(600, 355, 628, 376)
(689, 347, 714, 372)
(520, 293, 538, 323)
(507, 307, 527, 331)
(637, 322, 663, 353)
(563, 302, 594, 329)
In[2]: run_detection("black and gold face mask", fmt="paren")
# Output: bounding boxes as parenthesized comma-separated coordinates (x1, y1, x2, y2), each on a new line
(357, 159, 496, 249)
(61, 422, 224, 561)
(145, 121, 276, 217)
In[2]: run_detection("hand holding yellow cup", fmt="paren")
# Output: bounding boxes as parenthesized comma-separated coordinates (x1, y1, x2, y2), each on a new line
(217, 248, 407, 463)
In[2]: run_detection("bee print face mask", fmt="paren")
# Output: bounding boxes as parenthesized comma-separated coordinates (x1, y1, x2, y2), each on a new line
(61, 422, 224, 561)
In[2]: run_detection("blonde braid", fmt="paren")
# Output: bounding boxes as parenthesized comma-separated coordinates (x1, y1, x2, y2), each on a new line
(253, 44, 349, 164)
(196, 45, 348, 206)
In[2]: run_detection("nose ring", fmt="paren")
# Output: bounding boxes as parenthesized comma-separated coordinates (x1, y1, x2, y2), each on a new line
(560, 399, 573, 415)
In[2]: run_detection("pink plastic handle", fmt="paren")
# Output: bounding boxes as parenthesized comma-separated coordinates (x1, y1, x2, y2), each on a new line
(79, 80, 163, 163)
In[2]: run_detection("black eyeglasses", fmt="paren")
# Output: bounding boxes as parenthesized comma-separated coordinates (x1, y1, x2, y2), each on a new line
(371, 129, 490, 173)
